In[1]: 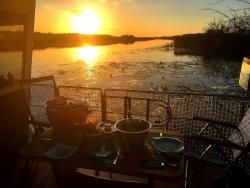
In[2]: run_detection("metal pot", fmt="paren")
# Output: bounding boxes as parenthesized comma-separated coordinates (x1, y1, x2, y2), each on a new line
(114, 118, 151, 155)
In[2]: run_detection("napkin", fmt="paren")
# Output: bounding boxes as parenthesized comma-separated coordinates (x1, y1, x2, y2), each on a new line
(95, 145, 111, 158)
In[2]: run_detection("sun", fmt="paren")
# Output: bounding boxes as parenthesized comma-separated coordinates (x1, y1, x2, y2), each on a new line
(72, 7, 101, 34)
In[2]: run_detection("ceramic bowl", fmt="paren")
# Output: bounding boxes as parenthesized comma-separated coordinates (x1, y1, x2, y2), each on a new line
(154, 137, 184, 159)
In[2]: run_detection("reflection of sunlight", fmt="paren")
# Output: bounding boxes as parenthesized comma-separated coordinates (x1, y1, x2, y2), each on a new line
(78, 46, 98, 65)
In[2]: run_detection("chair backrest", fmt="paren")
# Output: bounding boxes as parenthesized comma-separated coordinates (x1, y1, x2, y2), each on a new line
(69, 171, 149, 188)
(0, 87, 29, 153)
(21, 76, 58, 127)
(229, 107, 250, 159)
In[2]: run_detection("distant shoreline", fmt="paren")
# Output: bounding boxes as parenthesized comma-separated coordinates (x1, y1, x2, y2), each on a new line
(2, 31, 248, 61)
(0, 31, 172, 52)
(173, 33, 250, 60)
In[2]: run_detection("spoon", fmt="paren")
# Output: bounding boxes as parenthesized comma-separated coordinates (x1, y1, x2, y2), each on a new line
(113, 147, 121, 165)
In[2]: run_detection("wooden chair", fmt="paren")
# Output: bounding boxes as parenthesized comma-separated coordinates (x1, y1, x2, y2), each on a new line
(52, 163, 149, 188)
(21, 75, 59, 136)
(67, 170, 150, 188)
(185, 107, 250, 187)
(0, 86, 31, 187)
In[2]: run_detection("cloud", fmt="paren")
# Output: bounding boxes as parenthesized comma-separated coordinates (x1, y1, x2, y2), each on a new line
(98, 0, 134, 3)
(65, 0, 134, 15)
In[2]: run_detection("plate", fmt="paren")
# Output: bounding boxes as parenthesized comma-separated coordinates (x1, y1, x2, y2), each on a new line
(153, 137, 184, 158)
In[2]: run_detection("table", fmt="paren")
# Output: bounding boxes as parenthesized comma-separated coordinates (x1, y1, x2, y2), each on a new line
(19, 128, 185, 187)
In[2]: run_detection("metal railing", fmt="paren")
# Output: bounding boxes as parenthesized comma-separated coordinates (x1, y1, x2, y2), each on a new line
(58, 86, 250, 135)
(21, 75, 250, 136)
(58, 86, 171, 128)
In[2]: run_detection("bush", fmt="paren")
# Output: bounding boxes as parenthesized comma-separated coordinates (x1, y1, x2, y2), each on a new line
(205, 14, 250, 34)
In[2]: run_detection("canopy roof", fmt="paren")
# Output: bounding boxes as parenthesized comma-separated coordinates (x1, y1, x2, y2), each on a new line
(0, 0, 36, 80)
(0, 11, 26, 26)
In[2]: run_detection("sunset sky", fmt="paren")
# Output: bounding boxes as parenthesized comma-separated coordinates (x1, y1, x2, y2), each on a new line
(35, 0, 247, 36)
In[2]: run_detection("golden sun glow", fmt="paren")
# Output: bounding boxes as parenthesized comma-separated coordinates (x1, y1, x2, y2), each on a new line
(77, 46, 98, 65)
(72, 7, 101, 34)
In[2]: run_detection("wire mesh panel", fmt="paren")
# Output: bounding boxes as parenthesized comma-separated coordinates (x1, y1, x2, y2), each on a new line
(105, 89, 168, 101)
(104, 89, 171, 127)
(167, 93, 250, 137)
(104, 89, 250, 138)
(46, 87, 250, 138)
(105, 96, 125, 121)
(23, 81, 250, 138)
(21, 76, 57, 125)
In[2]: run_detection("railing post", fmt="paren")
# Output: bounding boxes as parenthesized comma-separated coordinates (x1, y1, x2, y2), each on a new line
(124, 96, 132, 118)
(146, 98, 150, 121)
(124, 96, 128, 119)
(128, 97, 132, 115)
(101, 90, 107, 122)
(54, 86, 60, 97)
(52, 77, 60, 97)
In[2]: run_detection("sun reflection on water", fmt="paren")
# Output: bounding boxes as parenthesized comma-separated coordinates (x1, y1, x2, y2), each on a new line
(77, 46, 98, 65)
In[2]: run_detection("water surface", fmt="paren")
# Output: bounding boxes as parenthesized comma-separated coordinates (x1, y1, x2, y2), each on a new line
(31, 40, 242, 93)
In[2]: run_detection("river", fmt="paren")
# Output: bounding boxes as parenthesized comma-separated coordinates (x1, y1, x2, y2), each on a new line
(31, 39, 243, 93)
